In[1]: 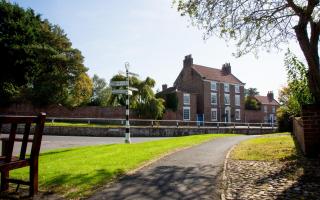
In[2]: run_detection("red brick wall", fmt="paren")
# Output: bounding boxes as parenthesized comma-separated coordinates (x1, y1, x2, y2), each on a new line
(162, 110, 178, 120)
(175, 91, 197, 121)
(0, 104, 128, 118)
(244, 110, 265, 123)
(174, 65, 204, 116)
(174, 65, 246, 122)
(293, 117, 305, 154)
(301, 105, 320, 157)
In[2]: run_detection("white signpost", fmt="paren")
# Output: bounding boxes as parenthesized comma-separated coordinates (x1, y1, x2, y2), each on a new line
(110, 81, 129, 87)
(111, 90, 132, 95)
(110, 62, 139, 144)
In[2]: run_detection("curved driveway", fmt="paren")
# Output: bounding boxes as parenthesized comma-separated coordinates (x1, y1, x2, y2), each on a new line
(88, 135, 257, 200)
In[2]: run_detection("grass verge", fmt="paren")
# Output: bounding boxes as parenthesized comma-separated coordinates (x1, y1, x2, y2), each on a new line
(11, 134, 236, 198)
(230, 133, 299, 161)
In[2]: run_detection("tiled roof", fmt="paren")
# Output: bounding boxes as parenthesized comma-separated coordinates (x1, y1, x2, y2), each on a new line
(255, 96, 279, 106)
(192, 64, 244, 84)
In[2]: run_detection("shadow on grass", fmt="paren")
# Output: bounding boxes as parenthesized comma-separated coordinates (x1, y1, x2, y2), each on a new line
(88, 164, 222, 200)
(40, 144, 118, 156)
(0, 168, 126, 199)
(44, 168, 125, 197)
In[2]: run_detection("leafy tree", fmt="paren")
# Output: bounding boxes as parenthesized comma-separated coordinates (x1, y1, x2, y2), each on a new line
(156, 92, 179, 112)
(0, 1, 91, 107)
(245, 97, 261, 110)
(277, 50, 314, 131)
(245, 88, 260, 97)
(285, 50, 314, 105)
(66, 73, 93, 107)
(244, 87, 260, 110)
(175, 0, 320, 104)
(108, 74, 165, 119)
(89, 74, 111, 106)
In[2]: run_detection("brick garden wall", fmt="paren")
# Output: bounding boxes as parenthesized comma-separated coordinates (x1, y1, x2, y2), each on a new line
(293, 117, 305, 154)
(0, 103, 183, 121)
(0, 104, 128, 118)
(300, 105, 320, 157)
(244, 110, 265, 123)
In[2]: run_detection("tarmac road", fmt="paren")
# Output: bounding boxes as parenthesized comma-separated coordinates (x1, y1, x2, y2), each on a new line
(1, 135, 171, 155)
(88, 135, 257, 200)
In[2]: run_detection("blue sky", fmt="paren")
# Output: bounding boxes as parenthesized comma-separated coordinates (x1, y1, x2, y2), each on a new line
(12, 0, 303, 98)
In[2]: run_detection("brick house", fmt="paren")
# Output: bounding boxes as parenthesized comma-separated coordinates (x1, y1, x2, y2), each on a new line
(244, 92, 280, 123)
(158, 55, 245, 122)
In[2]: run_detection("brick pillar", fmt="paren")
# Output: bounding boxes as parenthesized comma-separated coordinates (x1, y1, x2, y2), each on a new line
(302, 105, 320, 157)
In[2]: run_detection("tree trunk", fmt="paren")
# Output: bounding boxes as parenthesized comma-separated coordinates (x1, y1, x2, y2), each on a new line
(294, 22, 320, 105)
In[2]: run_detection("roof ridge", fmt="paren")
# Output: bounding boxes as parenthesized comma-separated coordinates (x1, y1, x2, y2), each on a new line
(192, 64, 244, 84)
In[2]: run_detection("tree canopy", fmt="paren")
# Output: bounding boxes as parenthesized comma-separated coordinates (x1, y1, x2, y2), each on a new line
(89, 74, 111, 107)
(109, 74, 165, 119)
(175, 0, 320, 104)
(0, 1, 92, 107)
(277, 50, 313, 130)
(245, 88, 260, 97)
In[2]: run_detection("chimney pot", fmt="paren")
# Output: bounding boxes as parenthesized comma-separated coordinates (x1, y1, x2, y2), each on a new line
(183, 54, 193, 68)
(162, 84, 168, 91)
(267, 91, 274, 101)
(222, 63, 231, 75)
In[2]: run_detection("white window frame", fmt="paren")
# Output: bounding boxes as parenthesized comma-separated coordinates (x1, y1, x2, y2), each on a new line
(235, 95, 240, 106)
(211, 108, 217, 121)
(235, 109, 241, 120)
(211, 81, 217, 91)
(183, 106, 190, 121)
(211, 92, 217, 105)
(272, 106, 276, 113)
(224, 94, 230, 105)
(183, 93, 190, 105)
(264, 105, 267, 113)
(235, 85, 240, 93)
(224, 83, 229, 92)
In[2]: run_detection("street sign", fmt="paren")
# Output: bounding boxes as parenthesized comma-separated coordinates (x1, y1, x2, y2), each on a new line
(110, 81, 128, 87)
(118, 71, 139, 77)
(112, 90, 132, 95)
(128, 87, 138, 91)
(128, 72, 139, 77)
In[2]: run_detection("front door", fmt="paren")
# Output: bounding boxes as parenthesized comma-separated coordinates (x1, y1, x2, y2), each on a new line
(269, 114, 274, 124)
(197, 114, 204, 126)
(225, 107, 231, 122)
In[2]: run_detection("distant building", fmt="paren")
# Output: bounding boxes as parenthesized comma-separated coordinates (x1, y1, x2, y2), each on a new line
(157, 54, 245, 122)
(245, 91, 280, 123)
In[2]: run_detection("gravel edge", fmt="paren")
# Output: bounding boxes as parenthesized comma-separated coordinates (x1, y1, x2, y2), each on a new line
(220, 144, 237, 200)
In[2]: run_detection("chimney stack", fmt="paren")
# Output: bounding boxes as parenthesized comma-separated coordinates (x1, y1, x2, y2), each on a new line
(183, 54, 193, 68)
(222, 63, 231, 75)
(162, 84, 167, 91)
(267, 91, 274, 101)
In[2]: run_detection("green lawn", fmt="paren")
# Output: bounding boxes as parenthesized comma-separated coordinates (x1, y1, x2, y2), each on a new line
(11, 134, 236, 198)
(230, 133, 299, 161)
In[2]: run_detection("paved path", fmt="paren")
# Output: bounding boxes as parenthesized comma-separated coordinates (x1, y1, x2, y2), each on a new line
(88, 135, 257, 200)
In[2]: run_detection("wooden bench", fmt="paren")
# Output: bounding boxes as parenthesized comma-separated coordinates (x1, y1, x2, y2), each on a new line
(0, 113, 46, 196)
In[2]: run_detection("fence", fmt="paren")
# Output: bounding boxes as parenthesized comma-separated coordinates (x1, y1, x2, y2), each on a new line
(46, 117, 277, 130)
